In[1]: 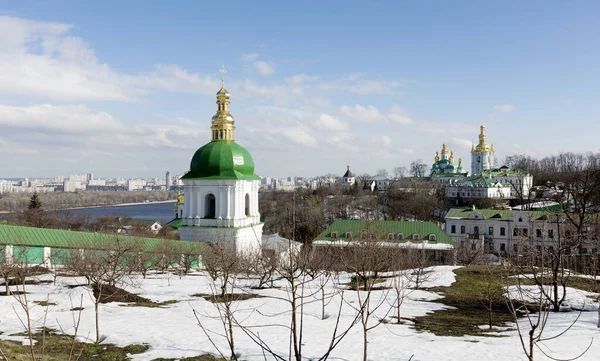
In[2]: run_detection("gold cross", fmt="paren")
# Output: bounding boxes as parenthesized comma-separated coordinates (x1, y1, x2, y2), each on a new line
(220, 65, 227, 86)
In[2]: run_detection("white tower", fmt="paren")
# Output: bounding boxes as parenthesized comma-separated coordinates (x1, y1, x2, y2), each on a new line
(471, 124, 495, 176)
(179, 68, 263, 255)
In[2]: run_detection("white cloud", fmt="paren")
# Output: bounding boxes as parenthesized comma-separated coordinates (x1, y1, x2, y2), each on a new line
(314, 113, 349, 132)
(340, 104, 413, 125)
(241, 53, 260, 62)
(387, 105, 413, 125)
(340, 104, 385, 123)
(451, 137, 473, 150)
(284, 74, 319, 85)
(322, 74, 400, 95)
(381, 135, 392, 147)
(0, 104, 123, 133)
(253, 61, 275, 76)
(281, 126, 317, 148)
(492, 104, 515, 112)
(0, 103, 207, 152)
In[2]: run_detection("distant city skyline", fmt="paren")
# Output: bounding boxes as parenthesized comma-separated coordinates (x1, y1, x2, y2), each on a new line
(1, 1, 599, 178)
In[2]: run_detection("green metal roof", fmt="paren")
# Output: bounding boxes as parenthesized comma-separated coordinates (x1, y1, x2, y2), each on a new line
(445, 208, 555, 221)
(0, 225, 208, 254)
(167, 218, 183, 229)
(314, 220, 454, 245)
(456, 174, 504, 188)
(181, 140, 261, 180)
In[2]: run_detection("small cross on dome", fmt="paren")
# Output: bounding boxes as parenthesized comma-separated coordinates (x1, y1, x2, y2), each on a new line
(220, 65, 227, 86)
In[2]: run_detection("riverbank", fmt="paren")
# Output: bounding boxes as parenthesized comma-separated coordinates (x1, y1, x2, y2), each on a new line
(0, 200, 176, 214)
(0, 190, 176, 214)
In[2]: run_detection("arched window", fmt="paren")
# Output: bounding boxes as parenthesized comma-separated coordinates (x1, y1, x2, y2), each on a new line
(345, 232, 352, 238)
(412, 233, 419, 241)
(397, 233, 404, 240)
(388, 233, 394, 240)
(205, 193, 216, 219)
(245, 193, 250, 216)
(428, 234, 436, 241)
(331, 232, 338, 239)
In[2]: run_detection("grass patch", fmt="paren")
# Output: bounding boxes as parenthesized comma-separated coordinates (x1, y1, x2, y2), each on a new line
(412, 265, 521, 337)
(34, 300, 57, 307)
(344, 276, 387, 291)
(120, 300, 179, 308)
(192, 293, 262, 303)
(0, 329, 149, 361)
(151, 355, 226, 361)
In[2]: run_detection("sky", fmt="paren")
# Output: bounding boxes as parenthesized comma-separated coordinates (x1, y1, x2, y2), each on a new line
(0, 0, 599, 179)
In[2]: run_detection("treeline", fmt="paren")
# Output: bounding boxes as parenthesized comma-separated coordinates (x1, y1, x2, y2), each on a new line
(0, 190, 177, 212)
(505, 151, 600, 186)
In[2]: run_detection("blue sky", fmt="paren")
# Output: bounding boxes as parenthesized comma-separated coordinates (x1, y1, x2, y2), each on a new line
(0, 0, 598, 179)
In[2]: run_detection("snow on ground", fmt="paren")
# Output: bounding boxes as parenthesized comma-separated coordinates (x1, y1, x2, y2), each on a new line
(0, 266, 599, 361)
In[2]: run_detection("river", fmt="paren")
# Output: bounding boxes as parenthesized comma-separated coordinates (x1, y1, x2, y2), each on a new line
(66, 201, 177, 222)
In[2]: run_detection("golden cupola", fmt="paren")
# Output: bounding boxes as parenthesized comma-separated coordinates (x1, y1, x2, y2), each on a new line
(211, 66, 235, 141)
(474, 124, 492, 152)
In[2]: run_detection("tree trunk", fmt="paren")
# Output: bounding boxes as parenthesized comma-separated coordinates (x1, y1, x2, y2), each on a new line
(321, 288, 325, 320)
(362, 323, 368, 361)
(95, 300, 100, 343)
(553, 281, 559, 312)
(488, 288, 493, 330)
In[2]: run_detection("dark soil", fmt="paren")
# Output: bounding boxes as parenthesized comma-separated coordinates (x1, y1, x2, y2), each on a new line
(92, 284, 151, 304)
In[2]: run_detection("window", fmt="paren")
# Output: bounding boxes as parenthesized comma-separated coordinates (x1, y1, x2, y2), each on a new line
(388, 233, 394, 240)
(536, 229, 542, 238)
(548, 230, 554, 239)
(513, 228, 518, 236)
(245, 193, 250, 216)
(500, 243, 506, 252)
(513, 244, 519, 252)
(397, 233, 404, 240)
(488, 227, 494, 235)
(523, 229, 528, 237)
(518, 217, 523, 222)
(536, 245, 542, 253)
(451, 225, 456, 234)
(582, 248, 588, 254)
(205, 193, 216, 219)
(428, 234, 436, 241)
(345, 232, 352, 238)
(331, 232, 338, 239)
(412, 234, 419, 241)
(361, 232, 367, 239)
(474, 226, 479, 235)
(548, 246, 554, 254)
(460, 226, 465, 234)
(500, 227, 506, 236)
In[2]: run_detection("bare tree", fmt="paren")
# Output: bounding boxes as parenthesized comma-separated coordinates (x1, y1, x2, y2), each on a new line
(61, 236, 138, 343)
(506, 266, 592, 361)
(409, 159, 428, 177)
(393, 166, 407, 179)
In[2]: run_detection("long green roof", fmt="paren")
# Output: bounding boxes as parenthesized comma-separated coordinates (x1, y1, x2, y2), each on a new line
(314, 220, 453, 245)
(0, 225, 208, 254)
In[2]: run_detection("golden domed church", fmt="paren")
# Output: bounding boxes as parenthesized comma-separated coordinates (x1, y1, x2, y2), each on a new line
(178, 68, 263, 254)
(430, 143, 467, 176)
(471, 124, 495, 175)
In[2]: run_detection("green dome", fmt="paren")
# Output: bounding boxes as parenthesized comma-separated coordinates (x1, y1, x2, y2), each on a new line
(182, 141, 260, 180)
